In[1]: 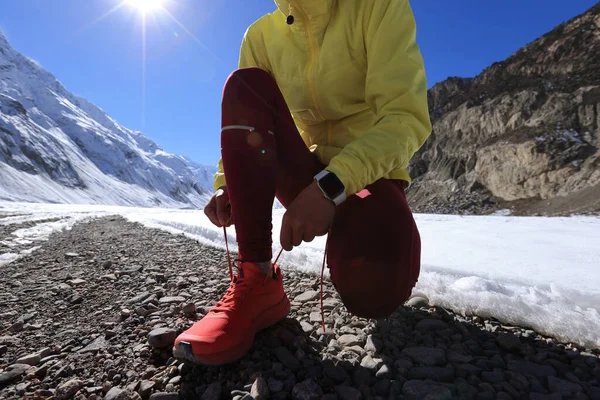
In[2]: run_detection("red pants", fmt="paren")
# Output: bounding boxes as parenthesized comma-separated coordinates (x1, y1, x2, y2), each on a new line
(221, 68, 421, 318)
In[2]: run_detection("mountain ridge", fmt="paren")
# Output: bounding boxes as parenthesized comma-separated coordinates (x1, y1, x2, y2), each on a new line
(408, 4, 600, 216)
(0, 30, 216, 208)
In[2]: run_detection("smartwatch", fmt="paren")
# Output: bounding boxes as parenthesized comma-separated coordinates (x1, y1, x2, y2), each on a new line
(314, 170, 346, 206)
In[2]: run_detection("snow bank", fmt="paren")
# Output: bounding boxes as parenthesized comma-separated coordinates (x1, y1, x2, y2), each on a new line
(1, 201, 599, 349)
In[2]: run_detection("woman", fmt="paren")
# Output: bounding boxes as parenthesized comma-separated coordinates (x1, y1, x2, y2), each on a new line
(173, 0, 431, 366)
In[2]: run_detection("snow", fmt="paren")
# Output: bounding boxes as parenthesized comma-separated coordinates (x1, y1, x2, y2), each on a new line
(1, 201, 600, 349)
(0, 30, 215, 208)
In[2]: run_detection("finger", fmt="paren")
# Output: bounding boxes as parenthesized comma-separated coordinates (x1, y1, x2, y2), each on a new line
(291, 219, 304, 247)
(216, 195, 231, 226)
(204, 204, 222, 227)
(303, 227, 316, 243)
(280, 214, 293, 251)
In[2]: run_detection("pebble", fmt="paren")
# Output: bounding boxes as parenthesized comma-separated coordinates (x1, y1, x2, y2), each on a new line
(55, 379, 83, 400)
(294, 290, 319, 302)
(508, 360, 557, 378)
(149, 393, 180, 400)
(401, 346, 447, 366)
(338, 334, 362, 347)
(159, 296, 186, 304)
(15, 352, 41, 366)
(275, 346, 300, 370)
(250, 377, 269, 399)
(335, 385, 362, 400)
(148, 328, 177, 349)
(360, 355, 384, 371)
(406, 296, 430, 308)
(402, 380, 452, 399)
(0, 364, 30, 389)
(292, 379, 323, 400)
(497, 332, 522, 352)
(415, 318, 448, 331)
(182, 302, 196, 314)
(200, 382, 221, 400)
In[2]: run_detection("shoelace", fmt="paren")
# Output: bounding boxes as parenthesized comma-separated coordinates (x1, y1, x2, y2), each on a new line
(222, 227, 329, 333)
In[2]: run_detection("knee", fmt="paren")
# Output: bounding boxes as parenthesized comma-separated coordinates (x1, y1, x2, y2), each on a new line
(337, 280, 413, 320)
(224, 67, 274, 92)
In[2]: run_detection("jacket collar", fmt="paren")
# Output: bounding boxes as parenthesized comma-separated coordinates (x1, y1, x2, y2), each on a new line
(274, 0, 335, 33)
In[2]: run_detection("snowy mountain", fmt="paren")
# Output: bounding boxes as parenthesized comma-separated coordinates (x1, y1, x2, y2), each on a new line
(0, 31, 216, 208)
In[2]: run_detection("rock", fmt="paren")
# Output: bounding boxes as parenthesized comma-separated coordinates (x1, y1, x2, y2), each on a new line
(268, 378, 284, 393)
(65, 252, 80, 258)
(547, 376, 583, 396)
(508, 360, 557, 378)
(448, 351, 474, 363)
(126, 292, 152, 305)
(406, 296, 430, 308)
(182, 302, 196, 314)
(250, 377, 269, 400)
(408, 366, 455, 382)
(55, 379, 83, 400)
(148, 328, 177, 349)
(300, 321, 313, 332)
(121, 309, 132, 319)
(322, 359, 348, 383)
(292, 379, 323, 400)
(496, 333, 522, 352)
(275, 346, 300, 370)
(338, 334, 362, 347)
(10, 320, 25, 332)
(200, 382, 221, 400)
(0, 364, 30, 389)
(0, 345, 7, 356)
(402, 380, 452, 399)
(69, 278, 86, 287)
(364, 337, 381, 355)
(360, 355, 384, 372)
(138, 380, 155, 399)
(482, 368, 505, 384)
(529, 394, 562, 400)
(376, 364, 390, 378)
(149, 393, 179, 400)
(401, 347, 447, 366)
(294, 291, 319, 302)
(309, 312, 322, 323)
(15, 352, 41, 366)
(116, 390, 143, 400)
(102, 274, 118, 281)
(335, 385, 363, 400)
(158, 296, 186, 304)
(415, 318, 448, 331)
(79, 336, 109, 353)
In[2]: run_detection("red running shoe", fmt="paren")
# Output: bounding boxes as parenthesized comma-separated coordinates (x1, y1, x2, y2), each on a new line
(173, 260, 290, 365)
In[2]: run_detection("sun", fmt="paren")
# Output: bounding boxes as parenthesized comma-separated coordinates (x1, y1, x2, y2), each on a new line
(124, 0, 165, 14)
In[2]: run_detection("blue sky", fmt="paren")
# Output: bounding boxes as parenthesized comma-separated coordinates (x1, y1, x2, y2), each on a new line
(0, 0, 597, 167)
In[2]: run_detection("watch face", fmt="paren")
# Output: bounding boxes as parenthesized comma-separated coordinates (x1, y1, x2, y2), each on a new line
(320, 173, 345, 198)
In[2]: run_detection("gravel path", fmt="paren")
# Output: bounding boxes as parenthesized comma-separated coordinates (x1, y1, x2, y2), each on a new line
(1, 216, 599, 400)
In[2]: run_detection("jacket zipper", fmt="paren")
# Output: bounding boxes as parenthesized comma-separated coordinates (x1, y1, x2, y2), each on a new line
(295, 5, 328, 143)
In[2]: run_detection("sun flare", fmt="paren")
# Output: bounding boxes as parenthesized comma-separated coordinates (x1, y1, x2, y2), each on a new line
(124, 0, 164, 14)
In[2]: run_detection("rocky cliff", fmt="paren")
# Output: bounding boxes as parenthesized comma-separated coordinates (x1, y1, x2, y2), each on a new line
(407, 4, 600, 216)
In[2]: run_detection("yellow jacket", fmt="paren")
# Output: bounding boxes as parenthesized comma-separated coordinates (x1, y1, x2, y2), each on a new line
(214, 0, 431, 196)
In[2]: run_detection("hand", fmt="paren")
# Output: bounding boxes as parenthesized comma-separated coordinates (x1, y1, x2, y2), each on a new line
(204, 186, 233, 227)
(280, 180, 336, 251)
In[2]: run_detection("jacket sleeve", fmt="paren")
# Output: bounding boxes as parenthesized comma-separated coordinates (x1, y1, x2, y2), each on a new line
(325, 0, 432, 196)
(213, 26, 269, 191)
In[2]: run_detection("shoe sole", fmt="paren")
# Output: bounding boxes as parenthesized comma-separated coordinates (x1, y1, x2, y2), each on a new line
(173, 295, 291, 366)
